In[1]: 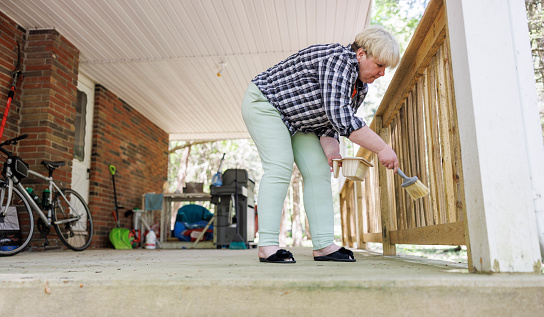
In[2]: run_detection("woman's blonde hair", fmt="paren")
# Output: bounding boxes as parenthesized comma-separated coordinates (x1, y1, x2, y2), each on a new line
(353, 25, 400, 68)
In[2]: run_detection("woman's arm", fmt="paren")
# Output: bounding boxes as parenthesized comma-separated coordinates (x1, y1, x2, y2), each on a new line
(319, 136, 342, 169)
(348, 126, 398, 173)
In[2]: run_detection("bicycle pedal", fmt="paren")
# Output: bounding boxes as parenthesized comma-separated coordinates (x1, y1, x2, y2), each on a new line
(41, 235, 50, 247)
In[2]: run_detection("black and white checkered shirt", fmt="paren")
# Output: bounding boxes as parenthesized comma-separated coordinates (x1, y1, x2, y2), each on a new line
(252, 43, 367, 140)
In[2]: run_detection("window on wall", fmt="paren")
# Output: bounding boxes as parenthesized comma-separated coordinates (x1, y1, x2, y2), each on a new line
(74, 90, 87, 161)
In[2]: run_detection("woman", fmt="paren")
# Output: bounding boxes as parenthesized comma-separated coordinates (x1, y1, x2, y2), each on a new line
(242, 25, 400, 263)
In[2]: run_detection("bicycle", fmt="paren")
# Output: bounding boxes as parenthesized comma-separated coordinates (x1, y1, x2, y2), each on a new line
(0, 134, 93, 256)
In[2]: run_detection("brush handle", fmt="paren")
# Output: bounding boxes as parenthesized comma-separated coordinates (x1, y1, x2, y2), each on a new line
(396, 168, 418, 187)
(396, 168, 409, 181)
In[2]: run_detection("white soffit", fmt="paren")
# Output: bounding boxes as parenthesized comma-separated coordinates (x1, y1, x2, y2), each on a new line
(0, 0, 371, 141)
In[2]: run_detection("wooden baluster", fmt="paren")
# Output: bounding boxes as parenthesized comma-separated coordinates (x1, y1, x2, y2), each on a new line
(407, 91, 421, 227)
(339, 189, 346, 246)
(428, 57, 446, 224)
(436, 46, 457, 223)
(417, 76, 433, 226)
(377, 116, 396, 255)
(355, 180, 367, 249)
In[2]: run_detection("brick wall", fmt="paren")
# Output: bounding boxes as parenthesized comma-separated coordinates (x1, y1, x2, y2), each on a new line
(1, 12, 169, 250)
(90, 85, 168, 248)
(19, 29, 80, 250)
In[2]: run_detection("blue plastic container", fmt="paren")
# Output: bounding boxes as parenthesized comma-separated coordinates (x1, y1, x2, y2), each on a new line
(0, 245, 17, 251)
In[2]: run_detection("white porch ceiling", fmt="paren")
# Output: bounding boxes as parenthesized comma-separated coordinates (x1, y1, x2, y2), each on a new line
(0, 0, 371, 141)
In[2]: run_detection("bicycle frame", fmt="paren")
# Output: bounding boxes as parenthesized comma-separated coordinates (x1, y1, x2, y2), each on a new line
(5, 169, 81, 227)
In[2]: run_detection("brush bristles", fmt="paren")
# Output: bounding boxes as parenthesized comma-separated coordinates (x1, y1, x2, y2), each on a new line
(404, 180, 430, 200)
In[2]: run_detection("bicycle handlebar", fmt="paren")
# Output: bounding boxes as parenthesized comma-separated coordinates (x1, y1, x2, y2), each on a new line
(0, 134, 28, 156)
(0, 134, 28, 148)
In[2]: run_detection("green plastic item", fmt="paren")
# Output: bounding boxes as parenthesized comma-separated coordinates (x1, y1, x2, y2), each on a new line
(109, 165, 116, 175)
(109, 228, 133, 250)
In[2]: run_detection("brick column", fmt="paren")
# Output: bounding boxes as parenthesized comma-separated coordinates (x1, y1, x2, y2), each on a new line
(12, 29, 79, 250)
(20, 29, 79, 185)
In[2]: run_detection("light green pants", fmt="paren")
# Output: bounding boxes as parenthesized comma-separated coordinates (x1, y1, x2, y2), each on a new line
(241, 83, 334, 250)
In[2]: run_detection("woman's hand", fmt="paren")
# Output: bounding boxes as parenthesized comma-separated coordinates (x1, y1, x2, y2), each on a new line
(377, 145, 398, 173)
(327, 152, 342, 171)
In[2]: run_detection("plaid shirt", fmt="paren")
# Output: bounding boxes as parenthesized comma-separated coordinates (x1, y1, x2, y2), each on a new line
(252, 43, 367, 140)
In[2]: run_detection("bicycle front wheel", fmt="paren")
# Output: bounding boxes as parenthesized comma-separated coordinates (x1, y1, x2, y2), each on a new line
(52, 188, 93, 251)
(0, 184, 34, 256)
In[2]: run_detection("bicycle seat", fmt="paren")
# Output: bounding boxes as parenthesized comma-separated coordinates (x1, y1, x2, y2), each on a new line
(41, 160, 65, 170)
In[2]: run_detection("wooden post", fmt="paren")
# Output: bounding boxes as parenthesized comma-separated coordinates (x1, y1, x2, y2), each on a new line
(376, 116, 396, 256)
(446, 0, 543, 272)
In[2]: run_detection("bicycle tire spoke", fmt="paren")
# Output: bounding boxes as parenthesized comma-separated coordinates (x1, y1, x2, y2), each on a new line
(53, 189, 93, 251)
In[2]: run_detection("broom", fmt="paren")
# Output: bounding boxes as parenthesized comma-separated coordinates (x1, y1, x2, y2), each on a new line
(396, 168, 430, 200)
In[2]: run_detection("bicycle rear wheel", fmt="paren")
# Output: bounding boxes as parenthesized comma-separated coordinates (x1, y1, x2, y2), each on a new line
(52, 188, 93, 251)
(0, 184, 34, 256)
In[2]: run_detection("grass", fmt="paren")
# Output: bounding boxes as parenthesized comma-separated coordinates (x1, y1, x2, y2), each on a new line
(365, 242, 468, 264)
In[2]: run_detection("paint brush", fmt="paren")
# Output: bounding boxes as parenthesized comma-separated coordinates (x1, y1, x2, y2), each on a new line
(396, 168, 430, 200)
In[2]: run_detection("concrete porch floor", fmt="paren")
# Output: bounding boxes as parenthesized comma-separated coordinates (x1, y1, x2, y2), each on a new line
(1, 247, 543, 316)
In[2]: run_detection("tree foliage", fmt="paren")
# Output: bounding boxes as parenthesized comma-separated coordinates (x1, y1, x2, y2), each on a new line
(527, 0, 544, 92)
(168, 139, 263, 193)
(525, 0, 544, 138)
(372, 0, 429, 52)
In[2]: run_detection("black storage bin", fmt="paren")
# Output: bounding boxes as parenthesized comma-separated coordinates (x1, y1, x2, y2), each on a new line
(210, 169, 255, 248)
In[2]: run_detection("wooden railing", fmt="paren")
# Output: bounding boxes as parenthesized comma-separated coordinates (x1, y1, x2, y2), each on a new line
(339, 0, 469, 262)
